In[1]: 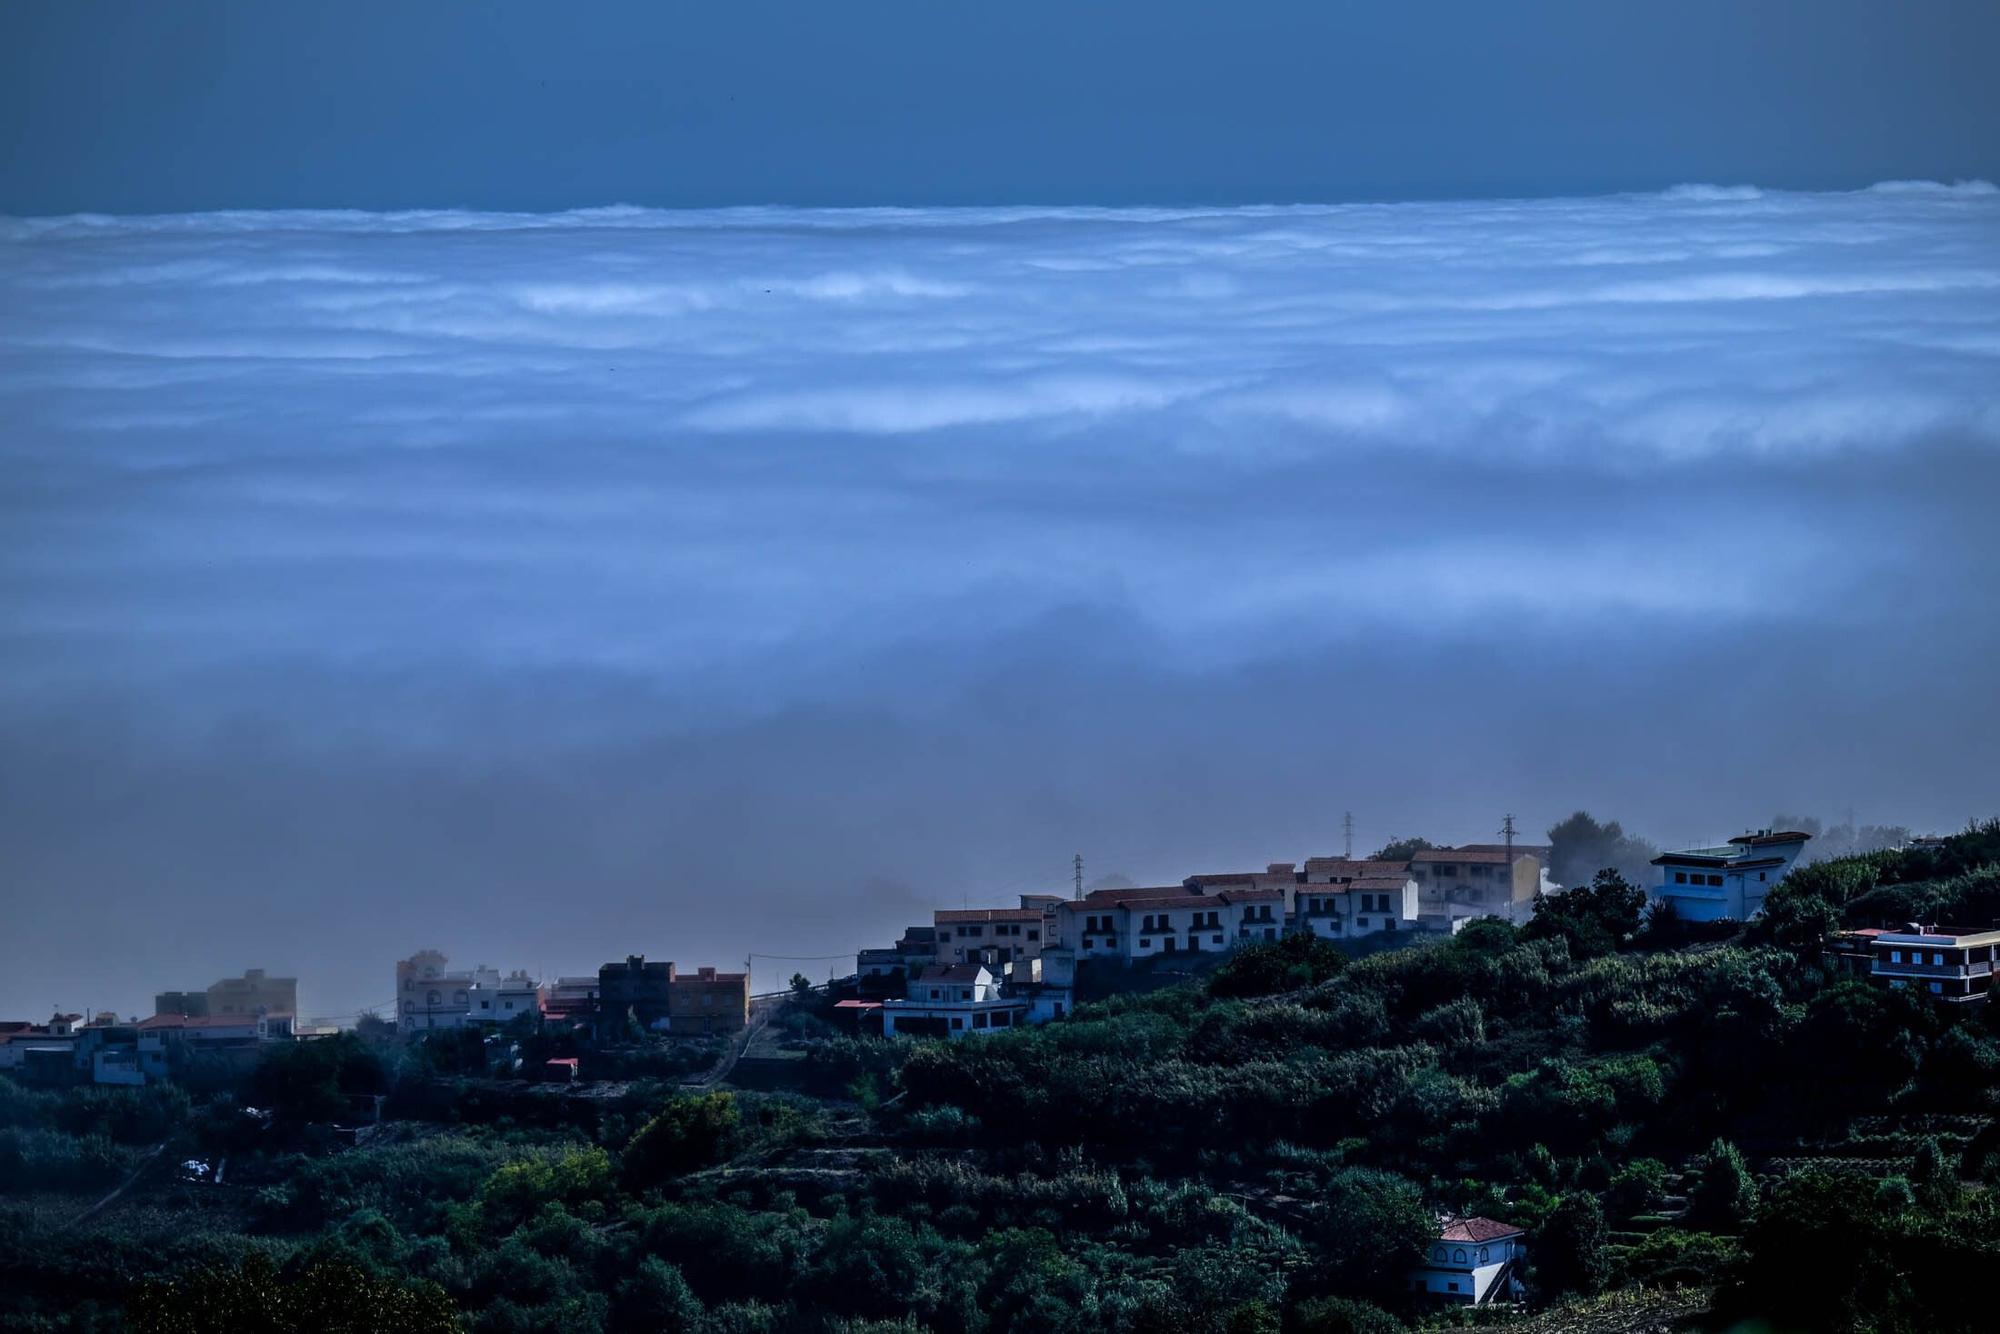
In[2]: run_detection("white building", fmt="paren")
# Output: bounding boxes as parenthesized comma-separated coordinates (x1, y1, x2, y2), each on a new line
(135, 1013, 278, 1077)
(1296, 859, 1419, 938)
(880, 964, 1028, 1038)
(397, 951, 542, 1034)
(1649, 829, 1812, 922)
(1409, 1216, 1526, 1306)
(1056, 884, 1285, 963)
(466, 971, 544, 1026)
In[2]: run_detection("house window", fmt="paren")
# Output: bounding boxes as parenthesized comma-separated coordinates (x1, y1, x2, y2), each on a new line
(1759, 872, 1768, 881)
(951, 1017, 964, 1029)
(1139, 939, 1151, 949)
(1447, 1281, 1460, 1292)
(1707, 875, 1723, 886)
(1931, 982, 1943, 994)
(1480, 1247, 1488, 1262)
(1212, 935, 1223, 945)
(1454, 1249, 1466, 1264)
(1933, 953, 1945, 965)
(1674, 872, 1687, 884)
(1891, 950, 1903, 963)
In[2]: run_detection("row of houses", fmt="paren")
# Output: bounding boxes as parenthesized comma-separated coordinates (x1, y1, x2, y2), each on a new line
(850, 841, 1558, 1037)
(393, 950, 750, 1039)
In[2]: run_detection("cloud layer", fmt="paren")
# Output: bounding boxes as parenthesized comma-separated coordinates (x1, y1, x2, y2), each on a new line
(2, 184, 1998, 1017)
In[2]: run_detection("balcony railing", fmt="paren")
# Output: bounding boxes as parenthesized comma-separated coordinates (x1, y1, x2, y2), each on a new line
(1873, 959, 1992, 978)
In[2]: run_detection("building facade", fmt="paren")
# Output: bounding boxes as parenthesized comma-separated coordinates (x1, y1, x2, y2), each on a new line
(934, 897, 1059, 967)
(1409, 1216, 1526, 1305)
(1649, 829, 1812, 922)
(667, 965, 750, 1037)
(206, 968, 298, 1019)
(599, 955, 677, 1035)
(881, 964, 1028, 1038)
(1409, 846, 1548, 930)
(1056, 884, 1285, 963)
(1296, 862, 1419, 939)
(1869, 926, 2000, 1003)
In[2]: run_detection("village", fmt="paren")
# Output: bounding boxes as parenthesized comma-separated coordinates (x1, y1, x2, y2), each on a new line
(2, 815, 1995, 1323)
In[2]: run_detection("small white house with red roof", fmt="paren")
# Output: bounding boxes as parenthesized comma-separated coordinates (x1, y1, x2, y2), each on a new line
(880, 964, 1028, 1038)
(1409, 1215, 1526, 1305)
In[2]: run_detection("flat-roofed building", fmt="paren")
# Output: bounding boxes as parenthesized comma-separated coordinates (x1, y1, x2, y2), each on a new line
(881, 964, 1027, 1039)
(667, 965, 749, 1037)
(1649, 829, 1812, 922)
(599, 955, 676, 1035)
(1870, 926, 2000, 1004)
(935, 897, 1058, 968)
(207, 969, 299, 1019)
(1410, 845, 1550, 930)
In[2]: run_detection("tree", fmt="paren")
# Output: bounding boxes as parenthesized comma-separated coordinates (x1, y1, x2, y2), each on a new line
(1688, 1138, 1759, 1231)
(623, 1091, 740, 1189)
(1209, 932, 1346, 998)
(247, 1033, 387, 1126)
(1370, 836, 1435, 862)
(790, 972, 814, 999)
(612, 1257, 704, 1332)
(1546, 811, 1658, 889)
(1522, 868, 1647, 958)
(128, 1255, 455, 1334)
(1312, 1169, 1435, 1302)
(1910, 1137, 1959, 1212)
(1534, 1193, 1609, 1298)
(1289, 1296, 1402, 1334)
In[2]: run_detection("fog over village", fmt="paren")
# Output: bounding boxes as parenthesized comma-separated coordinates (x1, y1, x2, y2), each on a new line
(4, 188, 1998, 1021)
(4, 6, 2000, 1331)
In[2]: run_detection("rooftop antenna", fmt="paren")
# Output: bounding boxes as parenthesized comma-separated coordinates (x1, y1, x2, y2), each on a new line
(1343, 811, 1354, 860)
(1502, 813, 1517, 858)
(1073, 852, 1084, 901)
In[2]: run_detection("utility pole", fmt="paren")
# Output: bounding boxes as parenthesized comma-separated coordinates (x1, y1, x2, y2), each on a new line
(1502, 813, 1517, 857)
(1343, 810, 1354, 860)
(1073, 852, 1084, 900)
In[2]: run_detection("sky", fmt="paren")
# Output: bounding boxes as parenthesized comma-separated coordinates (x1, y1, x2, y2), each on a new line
(1, 4, 1998, 1021)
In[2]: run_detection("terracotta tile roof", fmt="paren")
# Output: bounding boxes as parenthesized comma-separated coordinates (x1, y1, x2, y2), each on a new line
(1075, 885, 1199, 907)
(1347, 875, 1412, 890)
(1412, 846, 1537, 866)
(1439, 1215, 1524, 1243)
(1304, 858, 1411, 878)
(1218, 886, 1286, 903)
(936, 907, 1045, 923)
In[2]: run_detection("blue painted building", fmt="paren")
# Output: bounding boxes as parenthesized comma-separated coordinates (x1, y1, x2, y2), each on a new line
(1648, 829, 1813, 922)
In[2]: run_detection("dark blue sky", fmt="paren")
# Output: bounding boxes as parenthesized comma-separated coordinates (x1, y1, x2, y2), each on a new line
(3, 0, 1997, 213)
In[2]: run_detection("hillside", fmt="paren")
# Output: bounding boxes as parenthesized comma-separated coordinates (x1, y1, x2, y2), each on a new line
(5, 822, 2000, 1332)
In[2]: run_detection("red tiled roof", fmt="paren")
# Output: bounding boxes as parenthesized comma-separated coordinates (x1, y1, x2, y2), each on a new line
(1304, 858, 1412, 877)
(1075, 885, 1199, 907)
(833, 1000, 882, 1011)
(1439, 1216, 1524, 1243)
(936, 907, 1045, 923)
(1218, 886, 1286, 903)
(1411, 847, 1538, 866)
(1347, 875, 1412, 890)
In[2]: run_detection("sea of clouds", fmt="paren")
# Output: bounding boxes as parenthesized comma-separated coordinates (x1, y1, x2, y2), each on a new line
(2, 183, 1998, 1016)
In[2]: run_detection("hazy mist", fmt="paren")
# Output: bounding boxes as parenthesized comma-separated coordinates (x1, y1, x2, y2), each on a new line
(2, 185, 1997, 1019)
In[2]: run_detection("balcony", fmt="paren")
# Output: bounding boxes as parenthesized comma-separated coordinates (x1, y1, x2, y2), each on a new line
(1874, 959, 1991, 978)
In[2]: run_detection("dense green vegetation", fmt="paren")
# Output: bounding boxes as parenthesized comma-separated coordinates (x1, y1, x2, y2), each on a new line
(4, 822, 2000, 1332)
